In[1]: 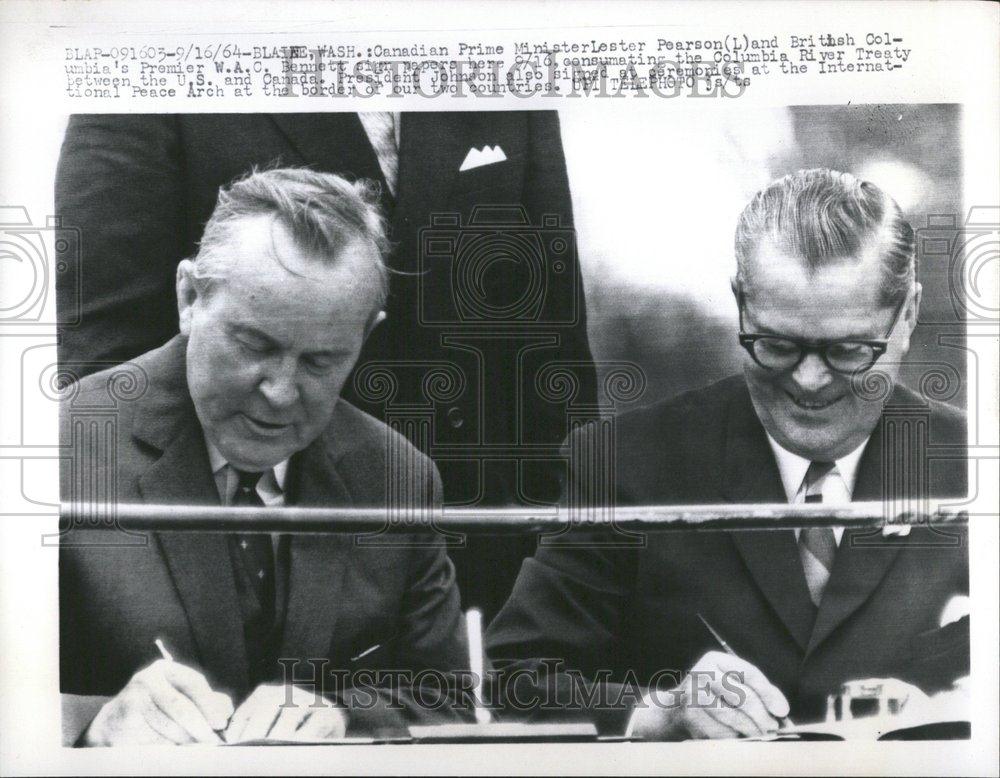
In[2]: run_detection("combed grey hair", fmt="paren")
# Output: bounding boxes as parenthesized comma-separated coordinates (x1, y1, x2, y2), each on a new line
(735, 168, 916, 306)
(192, 167, 390, 310)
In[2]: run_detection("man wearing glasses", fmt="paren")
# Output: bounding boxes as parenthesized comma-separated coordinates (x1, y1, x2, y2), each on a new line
(486, 169, 968, 739)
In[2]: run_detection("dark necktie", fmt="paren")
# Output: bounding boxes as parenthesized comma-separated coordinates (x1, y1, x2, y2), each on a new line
(799, 460, 838, 606)
(231, 469, 275, 618)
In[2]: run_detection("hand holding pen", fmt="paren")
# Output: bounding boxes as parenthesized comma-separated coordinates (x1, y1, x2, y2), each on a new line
(81, 638, 233, 746)
(627, 615, 791, 740)
(697, 614, 794, 731)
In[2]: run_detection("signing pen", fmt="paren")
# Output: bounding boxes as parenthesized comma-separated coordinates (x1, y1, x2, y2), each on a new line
(350, 632, 400, 663)
(350, 643, 382, 662)
(155, 637, 174, 662)
(696, 613, 793, 730)
(154, 637, 226, 742)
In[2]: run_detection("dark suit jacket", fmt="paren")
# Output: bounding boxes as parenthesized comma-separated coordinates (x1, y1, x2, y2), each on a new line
(55, 111, 598, 619)
(59, 336, 471, 743)
(486, 375, 969, 734)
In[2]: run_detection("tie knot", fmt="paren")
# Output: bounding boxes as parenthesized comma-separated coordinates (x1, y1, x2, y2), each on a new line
(805, 460, 836, 488)
(235, 469, 265, 492)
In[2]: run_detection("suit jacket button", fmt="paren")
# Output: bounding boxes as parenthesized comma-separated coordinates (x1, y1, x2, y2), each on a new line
(447, 406, 464, 429)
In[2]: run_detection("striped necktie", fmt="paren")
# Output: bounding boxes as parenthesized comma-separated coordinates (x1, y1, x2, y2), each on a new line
(799, 460, 838, 606)
(359, 112, 399, 197)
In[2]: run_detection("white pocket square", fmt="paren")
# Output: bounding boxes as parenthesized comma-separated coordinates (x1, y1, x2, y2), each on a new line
(459, 145, 507, 172)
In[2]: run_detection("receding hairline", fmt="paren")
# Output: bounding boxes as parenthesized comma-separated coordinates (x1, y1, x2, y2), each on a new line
(193, 212, 386, 310)
(191, 166, 392, 311)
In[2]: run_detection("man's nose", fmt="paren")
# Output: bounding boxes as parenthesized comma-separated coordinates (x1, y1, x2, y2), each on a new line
(789, 351, 834, 393)
(259, 357, 300, 407)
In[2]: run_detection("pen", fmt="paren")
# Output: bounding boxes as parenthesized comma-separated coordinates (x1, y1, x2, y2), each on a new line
(154, 637, 226, 742)
(350, 632, 400, 663)
(696, 613, 733, 654)
(696, 613, 793, 730)
(155, 637, 174, 662)
(465, 608, 492, 725)
(350, 643, 382, 662)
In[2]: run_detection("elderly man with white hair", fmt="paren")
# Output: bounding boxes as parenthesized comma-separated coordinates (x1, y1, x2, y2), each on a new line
(60, 168, 472, 746)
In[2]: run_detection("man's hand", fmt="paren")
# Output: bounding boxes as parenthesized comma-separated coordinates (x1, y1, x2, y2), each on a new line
(223, 684, 347, 743)
(628, 651, 790, 740)
(85, 659, 233, 746)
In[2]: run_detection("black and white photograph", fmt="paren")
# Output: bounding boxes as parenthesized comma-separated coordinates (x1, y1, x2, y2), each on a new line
(0, 1, 997, 775)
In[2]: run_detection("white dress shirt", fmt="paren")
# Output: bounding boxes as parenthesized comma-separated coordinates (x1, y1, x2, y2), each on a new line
(205, 439, 288, 507)
(765, 433, 869, 546)
(205, 437, 288, 554)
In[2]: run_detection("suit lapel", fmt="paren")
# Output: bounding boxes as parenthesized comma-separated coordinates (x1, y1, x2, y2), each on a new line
(390, 113, 466, 272)
(156, 531, 250, 696)
(267, 113, 391, 207)
(132, 338, 250, 694)
(807, 423, 902, 653)
(723, 385, 817, 651)
(851, 419, 885, 502)
(136, 415, 218, 505)
(279, 426, 357, 662)
(729, 531, 816, 651)
(807, 528, 902, 654)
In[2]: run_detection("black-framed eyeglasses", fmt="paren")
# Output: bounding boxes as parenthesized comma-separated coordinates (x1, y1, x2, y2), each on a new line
(737, 291, 908, 375)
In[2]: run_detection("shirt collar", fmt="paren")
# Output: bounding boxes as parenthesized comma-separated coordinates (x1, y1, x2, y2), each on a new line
(204, 436, 288, 491)
(765, 433, 869, 502)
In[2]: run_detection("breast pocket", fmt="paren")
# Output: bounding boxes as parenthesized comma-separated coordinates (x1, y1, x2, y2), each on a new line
(452, 155, 525, 201)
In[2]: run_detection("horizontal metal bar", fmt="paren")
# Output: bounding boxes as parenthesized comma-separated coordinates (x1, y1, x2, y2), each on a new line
(58, 502, 971, 535)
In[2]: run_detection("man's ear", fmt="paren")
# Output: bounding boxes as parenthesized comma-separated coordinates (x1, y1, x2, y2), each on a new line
(176, 260, 200, 336)
(897, 283, 923, 356)
(907, 282, 923, 330)
(730, 275, 745, 317)
(364, 309, 387, 340)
